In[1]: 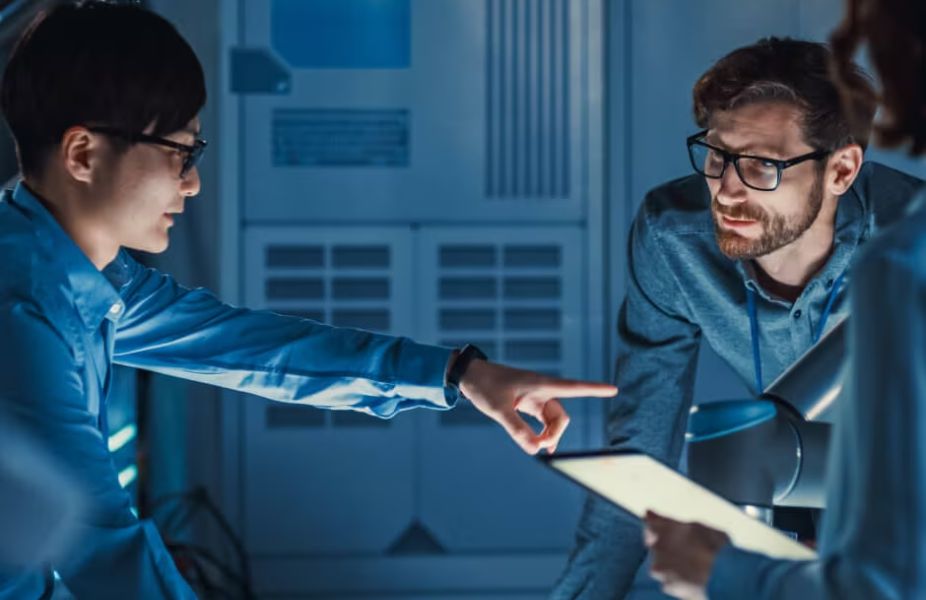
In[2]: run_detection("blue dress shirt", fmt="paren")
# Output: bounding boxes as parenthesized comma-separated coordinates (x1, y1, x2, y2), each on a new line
(0, 182, 456, 599)
(707, 191, 926, 598)
(553, 162, 922, 599)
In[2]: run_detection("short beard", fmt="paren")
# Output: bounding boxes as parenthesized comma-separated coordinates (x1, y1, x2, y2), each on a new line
(713, 173, 825, 260)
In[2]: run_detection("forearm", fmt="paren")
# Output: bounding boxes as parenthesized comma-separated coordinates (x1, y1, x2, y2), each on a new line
(117, 305, 456, 415)
(114, 262, 456, 415)
(707, 546, 822, 600)
(708, 545, 911, 600)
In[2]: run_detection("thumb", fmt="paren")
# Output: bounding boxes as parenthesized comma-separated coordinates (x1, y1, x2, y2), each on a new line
(494, 409, 541, 454)
(644, 511, 677, 532)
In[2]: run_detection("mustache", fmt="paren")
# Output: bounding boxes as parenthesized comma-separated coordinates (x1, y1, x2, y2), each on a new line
(711, 196, 767, 222)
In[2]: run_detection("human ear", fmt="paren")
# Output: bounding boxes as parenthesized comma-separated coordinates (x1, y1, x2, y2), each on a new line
(60, 127, 105, 184)
(824, 143, 864, 196)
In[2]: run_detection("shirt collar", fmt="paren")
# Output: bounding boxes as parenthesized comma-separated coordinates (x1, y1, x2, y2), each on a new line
(9, 182, 125, 330)
(737, 188, 866, 302)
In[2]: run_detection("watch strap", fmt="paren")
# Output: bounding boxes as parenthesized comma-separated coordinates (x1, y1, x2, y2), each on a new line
(446, 343, 488, 392)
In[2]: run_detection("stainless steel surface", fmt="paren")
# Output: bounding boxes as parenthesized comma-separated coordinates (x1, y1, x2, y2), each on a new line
(690, 293, 849, 511)
(688, 399, 831, 509)
(741, 504, 774, 525)
(774, 417, 830, 507)
(763, 316, 848, 423)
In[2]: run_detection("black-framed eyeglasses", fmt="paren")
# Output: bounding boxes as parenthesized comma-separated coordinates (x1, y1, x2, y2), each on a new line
(88, 126, 207, 179)
(686, 130, 829, 191)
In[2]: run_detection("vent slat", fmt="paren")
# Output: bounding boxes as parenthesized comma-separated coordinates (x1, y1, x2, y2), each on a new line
(332, 278, 390, 300)
(266, 245, 324, 268)
(440, 277, 498, 300)
(440, 309, 497, 331)
(504, 339, 561, 361)
(504, 308, 560, 331)
(504, 245, 561, 267)
(265, 278, 324, 300)
(440, 245, 497, 268)
(332, 246, 391, 269)
(332, 309, 391, 331)
(504, 277, 560, 299)
(486, 0, 570, 199)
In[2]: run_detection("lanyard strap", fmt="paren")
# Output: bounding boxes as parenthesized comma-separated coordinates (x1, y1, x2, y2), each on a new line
(746, 287, 764, 394)
(747, 272, 846, 394)
(815, 272, 846, 343)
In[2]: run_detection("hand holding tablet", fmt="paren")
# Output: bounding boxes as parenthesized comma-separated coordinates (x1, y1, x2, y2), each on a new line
(542, 450, 816, 561)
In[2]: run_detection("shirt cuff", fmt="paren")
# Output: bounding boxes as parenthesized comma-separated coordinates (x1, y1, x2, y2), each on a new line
(394, 340, 459, 409)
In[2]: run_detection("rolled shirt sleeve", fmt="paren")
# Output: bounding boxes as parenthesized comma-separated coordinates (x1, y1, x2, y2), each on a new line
(112, 251, 457, 417)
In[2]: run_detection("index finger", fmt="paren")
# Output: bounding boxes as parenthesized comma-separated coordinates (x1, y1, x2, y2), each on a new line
(532, 379, 618, 398)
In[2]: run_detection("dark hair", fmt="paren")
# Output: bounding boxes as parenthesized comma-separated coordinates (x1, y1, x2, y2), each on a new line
(0, 1, 206, 177)
(692, 37, 877, 152)
(831, 0, 926, 155)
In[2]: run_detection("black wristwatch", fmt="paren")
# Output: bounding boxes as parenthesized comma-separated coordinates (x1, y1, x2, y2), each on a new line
(446, 343, 488, 395)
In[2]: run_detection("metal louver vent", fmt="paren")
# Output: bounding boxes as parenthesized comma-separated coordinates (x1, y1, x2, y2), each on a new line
(249, 233, 404, 429)
(263, 243, 392, 333)
(436, 242, 566, 425)
(485, 0, 570, 199)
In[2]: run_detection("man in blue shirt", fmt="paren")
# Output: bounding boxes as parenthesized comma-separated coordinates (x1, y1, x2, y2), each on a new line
(640, 0, 926, 597)
(0, 3, 617, 598)
(554, 38, 922, 599)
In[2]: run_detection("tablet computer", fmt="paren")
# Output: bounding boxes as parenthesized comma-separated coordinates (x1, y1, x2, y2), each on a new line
(542, 450, 816, 561)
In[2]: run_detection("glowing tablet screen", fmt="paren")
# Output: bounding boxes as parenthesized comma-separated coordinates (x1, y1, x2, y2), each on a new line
(544, 451, 816, 561)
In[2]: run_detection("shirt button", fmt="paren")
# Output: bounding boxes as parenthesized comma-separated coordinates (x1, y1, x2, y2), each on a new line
(825, 279, 834, 289)
(793, 309, 802, 319)
(109, 303, 123, 315)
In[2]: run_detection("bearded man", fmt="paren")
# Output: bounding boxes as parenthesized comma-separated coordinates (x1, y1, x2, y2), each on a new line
(553, 37, 923, 600)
